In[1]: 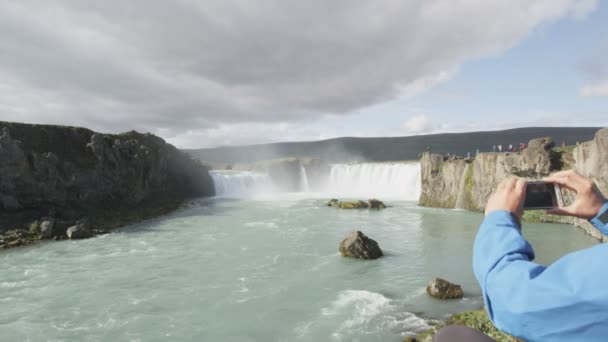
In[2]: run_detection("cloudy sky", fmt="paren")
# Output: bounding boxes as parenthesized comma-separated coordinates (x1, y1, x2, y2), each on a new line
(1, 1, 607, 148)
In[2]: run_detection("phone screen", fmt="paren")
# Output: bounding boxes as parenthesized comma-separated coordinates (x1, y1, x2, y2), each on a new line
(524, 182, 558, 209)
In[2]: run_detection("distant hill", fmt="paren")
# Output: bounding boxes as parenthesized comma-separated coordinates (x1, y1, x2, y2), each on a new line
(185, 127, 602, 163)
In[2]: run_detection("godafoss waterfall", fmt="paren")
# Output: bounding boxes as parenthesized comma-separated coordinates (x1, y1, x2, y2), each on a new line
(0, 161, 598, 341)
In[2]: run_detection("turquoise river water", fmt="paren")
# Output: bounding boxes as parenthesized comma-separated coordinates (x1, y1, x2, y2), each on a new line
(0, 196, 598, 342)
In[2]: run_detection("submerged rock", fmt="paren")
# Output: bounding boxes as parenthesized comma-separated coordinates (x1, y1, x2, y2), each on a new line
(426, 278, 464, 299)
(339, 231, 383, 259)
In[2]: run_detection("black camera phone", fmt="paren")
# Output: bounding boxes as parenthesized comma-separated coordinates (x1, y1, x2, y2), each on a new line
(524, 181, 564, 210)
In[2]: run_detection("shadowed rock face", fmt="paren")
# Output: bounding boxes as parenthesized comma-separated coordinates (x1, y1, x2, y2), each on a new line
(0, 122, 215, 233)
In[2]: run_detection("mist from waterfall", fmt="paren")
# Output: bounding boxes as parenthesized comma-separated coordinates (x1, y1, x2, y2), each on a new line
(326, 163, 421, 200)
(210, 171, 275, 197)
(209, 162, 421, 201)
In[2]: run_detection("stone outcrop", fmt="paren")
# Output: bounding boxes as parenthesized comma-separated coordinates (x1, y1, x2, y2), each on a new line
(39, 218, 57, 239)
(339, 200, 369, 209)
(368, 199, 387, 209)
(66, 219, 93, 240)
(326, 199, 387, 210)
(339, 231, 383, 259)
(419, 131, 608, 240)
(0, 121, 215, 247)
(426, 278, 464, 299)
(573, 128, 608, 242)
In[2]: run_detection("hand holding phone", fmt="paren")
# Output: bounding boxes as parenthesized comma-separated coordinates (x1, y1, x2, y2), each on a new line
(543, 170, 607, 220)
(523, 181, 564, 210)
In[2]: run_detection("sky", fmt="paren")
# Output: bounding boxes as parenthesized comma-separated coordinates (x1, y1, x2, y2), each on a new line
(0, 1, 607, 148)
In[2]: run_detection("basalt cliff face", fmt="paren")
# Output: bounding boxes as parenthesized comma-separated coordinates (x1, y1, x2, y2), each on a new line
(0, 121, 214, 245)
(419, 128, 608, 240)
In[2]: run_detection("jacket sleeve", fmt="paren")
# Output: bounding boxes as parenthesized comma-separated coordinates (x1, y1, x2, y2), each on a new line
(473, 210, 608, 341)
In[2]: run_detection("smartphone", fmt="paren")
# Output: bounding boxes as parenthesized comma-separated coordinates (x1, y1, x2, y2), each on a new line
(524, 181, 564, 210)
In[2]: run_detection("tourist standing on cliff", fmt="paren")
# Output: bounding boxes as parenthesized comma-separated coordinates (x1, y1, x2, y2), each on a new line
(436, 171, 608, 341)
(498, 144, 502, 152)
(493, 145, 496, 152)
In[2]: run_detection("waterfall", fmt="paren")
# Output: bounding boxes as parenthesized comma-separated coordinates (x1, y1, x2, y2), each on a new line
(300, 165, 310, 192)
(326, 163, 421, 200)
(454, 164, 470, 209)
(210, 171, 274, 197)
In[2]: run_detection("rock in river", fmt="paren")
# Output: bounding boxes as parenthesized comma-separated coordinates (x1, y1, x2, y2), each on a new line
(339, 231, 383, 259)
(39, 218, 57, 239)
(426, 278, 464, 299)
(66, 219, 93, 240)
(368, 199, 386, 209)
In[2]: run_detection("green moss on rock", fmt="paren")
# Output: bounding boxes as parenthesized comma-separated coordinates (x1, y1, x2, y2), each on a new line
(411, 309, 522, 342)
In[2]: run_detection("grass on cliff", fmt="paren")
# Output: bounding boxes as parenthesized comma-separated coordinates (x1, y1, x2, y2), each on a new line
(408, 309, 522, 342)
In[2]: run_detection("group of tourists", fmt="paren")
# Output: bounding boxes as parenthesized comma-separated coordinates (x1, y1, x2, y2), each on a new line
(493, 142, 526, 153)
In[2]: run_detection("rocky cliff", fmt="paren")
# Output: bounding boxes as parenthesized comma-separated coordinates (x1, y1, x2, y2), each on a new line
(419, 128, 608, 240)
(0, 121, 215, 246)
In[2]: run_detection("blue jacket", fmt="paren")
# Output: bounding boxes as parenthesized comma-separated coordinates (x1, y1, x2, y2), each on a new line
(473, 202, 608, 341)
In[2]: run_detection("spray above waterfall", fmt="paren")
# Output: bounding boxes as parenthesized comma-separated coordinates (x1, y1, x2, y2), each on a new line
(326, 163, 421, 200)
(209, 161, 421, 201)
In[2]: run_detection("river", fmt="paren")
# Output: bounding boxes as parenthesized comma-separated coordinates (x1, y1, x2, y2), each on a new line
(0, 163, 598, 341)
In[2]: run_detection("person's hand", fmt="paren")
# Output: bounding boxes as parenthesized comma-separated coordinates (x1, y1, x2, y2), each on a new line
(544, 170, 606, 220)
(485, 177, 526, 223)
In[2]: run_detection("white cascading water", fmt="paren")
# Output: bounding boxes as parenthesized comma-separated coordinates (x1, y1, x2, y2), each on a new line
(326, 163, 421, 200)
(300, 165, 310, 192)
(210, 162, 421, 200)
(210, 170, 274, 197)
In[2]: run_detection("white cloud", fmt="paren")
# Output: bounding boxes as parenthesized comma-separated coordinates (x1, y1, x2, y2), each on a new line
(580, 80, 608, 97)
(402, 115, 443, 135)
(0, 0, 598, 147)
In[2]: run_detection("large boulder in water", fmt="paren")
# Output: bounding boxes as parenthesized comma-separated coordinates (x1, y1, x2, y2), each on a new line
(338, 200, 369, 209)
(368, 199, 386, 209)
(426, 278, 464, 299)
(66, 218, 93, 240)
(339, 231, 383, 259)
(326, 199, 339, 207)
(39, 218, 57, 239)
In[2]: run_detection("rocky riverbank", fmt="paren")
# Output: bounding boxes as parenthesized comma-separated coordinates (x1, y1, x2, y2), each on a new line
(0, 121, 215, 249)
(419, 128, 608, 241)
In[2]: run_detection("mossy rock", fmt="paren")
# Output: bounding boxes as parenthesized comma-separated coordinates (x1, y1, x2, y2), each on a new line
(413, 309, 522, 342)
(338, 200, 369, 209)
(450, 310, 522, 342)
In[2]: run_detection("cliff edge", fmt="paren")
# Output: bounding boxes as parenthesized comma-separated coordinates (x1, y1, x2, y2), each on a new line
(419, 128, 608, 240)
(0, 121, 215, 247)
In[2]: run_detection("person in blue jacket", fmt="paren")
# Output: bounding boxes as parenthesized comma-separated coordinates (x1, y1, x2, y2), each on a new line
(434, 170, 608, 342)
